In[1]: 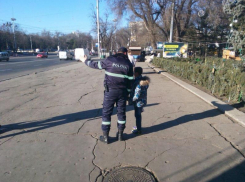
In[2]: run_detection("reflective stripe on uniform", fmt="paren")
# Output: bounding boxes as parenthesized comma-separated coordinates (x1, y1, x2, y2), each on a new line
(87, 61, 91, 66)
(98, 61, 102, 69)
(105, 71, 134, 80)
(118, 120, 126, 124)
(127, 89, 131, 92)
(102, 121, 111, 125)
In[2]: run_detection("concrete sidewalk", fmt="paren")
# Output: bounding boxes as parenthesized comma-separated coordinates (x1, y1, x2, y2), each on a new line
(0, 61, 245, 182)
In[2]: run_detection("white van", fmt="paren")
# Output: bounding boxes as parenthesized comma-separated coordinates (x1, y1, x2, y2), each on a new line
(75, 48, 91, 61)
(0, 52, 10, 61)
(59, 51, 73, 60)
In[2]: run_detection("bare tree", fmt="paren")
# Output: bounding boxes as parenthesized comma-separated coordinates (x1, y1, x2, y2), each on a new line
(174, 0, 198, 41)
(91, 8, 116, 50)
(107, 0, 165, 48)
(155, 0, 198, 42)
(0, 22, 13, 51)
(115, 27, 131, 47)
(0, 22, 93, 52)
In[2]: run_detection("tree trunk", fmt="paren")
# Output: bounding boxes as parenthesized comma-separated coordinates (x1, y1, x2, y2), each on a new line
(175, 27, 181, 42)
(149, 30, 157, 49)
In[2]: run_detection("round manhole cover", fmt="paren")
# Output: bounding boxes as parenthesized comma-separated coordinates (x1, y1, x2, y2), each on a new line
(103, 166, 157, 182)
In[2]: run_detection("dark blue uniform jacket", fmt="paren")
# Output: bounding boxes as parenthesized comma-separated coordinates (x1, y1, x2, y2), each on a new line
(85, 53, 134, 92)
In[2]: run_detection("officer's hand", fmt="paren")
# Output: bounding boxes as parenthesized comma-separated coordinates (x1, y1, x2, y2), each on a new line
(79, 55, 87, 63)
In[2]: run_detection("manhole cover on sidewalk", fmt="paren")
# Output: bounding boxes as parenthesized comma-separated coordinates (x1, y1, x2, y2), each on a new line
(103, 166, 157, 182)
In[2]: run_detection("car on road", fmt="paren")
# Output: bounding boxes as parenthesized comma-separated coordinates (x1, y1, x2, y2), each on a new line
(0, 52, 10, 61)
(37, 52, 48, 58)
(59, 51, 73, 60)
(74, 48, 91, 61)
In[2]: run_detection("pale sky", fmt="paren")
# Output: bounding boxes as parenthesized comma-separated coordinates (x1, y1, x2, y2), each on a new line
(0, 0, 125, 35)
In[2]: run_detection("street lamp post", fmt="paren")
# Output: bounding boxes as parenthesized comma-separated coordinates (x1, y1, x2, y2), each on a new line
(58, 36, 60, 51)
(96, 0, 100, 57)
(11, 18, 16, 52)
(113, 19, 118, 51)
(198, 10, 206, 59)
(55, 34, 60, 51)
(169, 1, 174, 43)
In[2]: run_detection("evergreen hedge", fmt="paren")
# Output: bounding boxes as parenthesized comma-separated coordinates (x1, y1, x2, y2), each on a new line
(152, 57, 245, 103)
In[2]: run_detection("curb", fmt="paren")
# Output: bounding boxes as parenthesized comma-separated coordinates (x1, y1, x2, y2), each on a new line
(148, 63, 245, 127)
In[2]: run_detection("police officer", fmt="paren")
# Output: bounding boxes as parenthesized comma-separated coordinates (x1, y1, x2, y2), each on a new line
(79, 47, 133, 144)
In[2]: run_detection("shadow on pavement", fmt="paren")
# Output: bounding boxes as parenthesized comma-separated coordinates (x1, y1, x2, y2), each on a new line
(180, 138, 245, 182)
(159, 138, 245, 182)
(207, 160, 245, 182)
(123, 101, 235, 141)
(157, 70, 166, 74)
(143, 71, 158, 75)
(231, 101, 245, 110)
(0, 101, 236, 142)
(0, 103, 159, 139)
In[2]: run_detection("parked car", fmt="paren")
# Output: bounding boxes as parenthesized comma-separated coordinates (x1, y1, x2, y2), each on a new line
(59, 51, 73, 60)
(0, 52, 10, 61)
(37, 52, 48, 58)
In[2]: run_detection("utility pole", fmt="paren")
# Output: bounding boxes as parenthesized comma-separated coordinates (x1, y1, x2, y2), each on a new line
(113, 19, 117, 51)
(30, 36, 32, 51)
(96, 0, 100, 57)
(111, 36, 113, 52)
(11, 18, 16, 52)
(58, 36, 60, 48)
(91, 40, 94, 52)
(169, 1, 174, 43)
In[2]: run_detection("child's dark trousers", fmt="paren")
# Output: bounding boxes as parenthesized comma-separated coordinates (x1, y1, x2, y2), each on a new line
(134, 103, 143, 131)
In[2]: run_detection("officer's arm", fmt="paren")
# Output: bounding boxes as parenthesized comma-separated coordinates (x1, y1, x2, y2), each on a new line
(84, 59, 106, 70)
(80, 55, 106, 70)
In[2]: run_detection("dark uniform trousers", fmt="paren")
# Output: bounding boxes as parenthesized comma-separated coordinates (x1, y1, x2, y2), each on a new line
(102, 89, 128, 132)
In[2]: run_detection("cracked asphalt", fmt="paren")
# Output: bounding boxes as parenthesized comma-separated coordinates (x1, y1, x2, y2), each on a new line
(1, 61, 245, 182)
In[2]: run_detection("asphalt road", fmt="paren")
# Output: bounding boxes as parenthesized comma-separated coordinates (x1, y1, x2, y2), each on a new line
(0, 54, 79, 81)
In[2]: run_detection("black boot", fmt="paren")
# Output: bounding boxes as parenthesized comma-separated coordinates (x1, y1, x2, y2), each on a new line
(99, 131, 109, 144)
(117, 130, 124, 141)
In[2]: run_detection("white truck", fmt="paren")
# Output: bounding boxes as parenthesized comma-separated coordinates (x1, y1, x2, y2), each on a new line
(74, 48, 91, 61)
(59, 51, 73, 60)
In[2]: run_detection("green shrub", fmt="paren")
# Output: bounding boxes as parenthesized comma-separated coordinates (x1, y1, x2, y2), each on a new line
(152, 57, 245, 103)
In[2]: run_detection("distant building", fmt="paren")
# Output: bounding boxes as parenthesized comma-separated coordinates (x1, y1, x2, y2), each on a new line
(129, 21, 144, 31)
(129, 21, 145, 42)
(72, 31, 79, 37)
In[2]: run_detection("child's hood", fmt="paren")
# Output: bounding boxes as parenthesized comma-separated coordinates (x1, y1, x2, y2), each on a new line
(139, 76, 150, 86)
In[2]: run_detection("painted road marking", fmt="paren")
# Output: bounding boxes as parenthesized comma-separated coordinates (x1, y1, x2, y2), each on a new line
(0, 59, 55, 66)
(0, 69, 13, 72)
